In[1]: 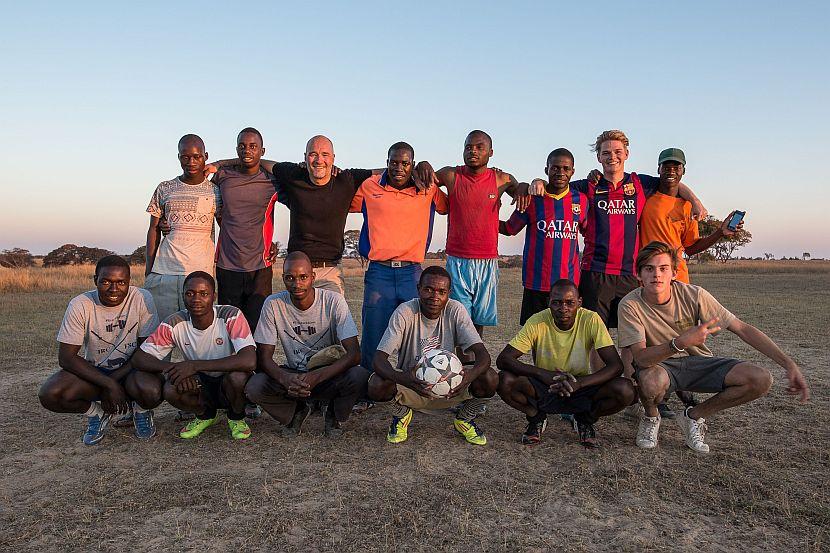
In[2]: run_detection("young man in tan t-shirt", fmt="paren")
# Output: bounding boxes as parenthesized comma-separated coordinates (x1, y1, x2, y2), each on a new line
(617, 241, 809, 453)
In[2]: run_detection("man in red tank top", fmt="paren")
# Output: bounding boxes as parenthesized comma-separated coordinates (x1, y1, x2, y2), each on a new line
(434, 130, 529, 361)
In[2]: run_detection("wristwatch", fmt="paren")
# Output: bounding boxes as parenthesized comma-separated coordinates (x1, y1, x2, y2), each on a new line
(670, 338, 686, 354)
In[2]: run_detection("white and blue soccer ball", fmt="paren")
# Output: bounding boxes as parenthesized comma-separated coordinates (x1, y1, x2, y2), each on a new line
(414, 349, 464, 398)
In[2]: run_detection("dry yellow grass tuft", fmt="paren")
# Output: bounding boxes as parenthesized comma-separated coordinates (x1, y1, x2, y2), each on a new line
(0, 265, 146, 293)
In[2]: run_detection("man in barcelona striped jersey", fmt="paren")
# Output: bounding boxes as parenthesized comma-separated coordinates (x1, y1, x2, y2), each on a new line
(500, 148, 587, 325)
(132, 271, 257, 440)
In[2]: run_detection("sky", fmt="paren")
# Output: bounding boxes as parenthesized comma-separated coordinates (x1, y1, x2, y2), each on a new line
(1, 1, 828, 259)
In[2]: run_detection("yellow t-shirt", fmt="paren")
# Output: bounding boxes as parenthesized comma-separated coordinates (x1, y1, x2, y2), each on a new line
(508, 307, 614, 376)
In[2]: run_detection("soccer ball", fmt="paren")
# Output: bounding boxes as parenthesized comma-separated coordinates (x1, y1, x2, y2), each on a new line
(414, 349, 464, 398)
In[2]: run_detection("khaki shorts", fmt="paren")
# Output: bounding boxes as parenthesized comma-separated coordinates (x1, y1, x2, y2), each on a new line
(395, 383, 473, 411)
(313, 265, 345, 295)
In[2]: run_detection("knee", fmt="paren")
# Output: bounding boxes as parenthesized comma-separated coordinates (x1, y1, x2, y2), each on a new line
(244, 373, 268, 401)
(749, 368, 774, 397)
(38, 381, 65, 411)
(608, 377, 637, 405)
(497, 371, 516, 398)
(127, 373, 163, 408)
(226, 371, 251, 391)
(636, 367, 669, 397)
(343, 365, 370, 391)
(471, 368, 498, 398)
(367, 374, 396, 402)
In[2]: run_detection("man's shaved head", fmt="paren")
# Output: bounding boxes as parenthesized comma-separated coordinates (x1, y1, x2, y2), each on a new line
(284, 250, 312, 270)
(466, 130, 493, 148)
(306, 135, 334, 154)
(178, 134, 205, 153)
(551, 278, 579, 296)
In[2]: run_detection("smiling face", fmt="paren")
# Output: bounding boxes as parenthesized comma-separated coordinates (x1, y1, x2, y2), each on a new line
(305, 136, 335, 184)
(183, 277, 216, 318)
(545, 155, 575, 193)
(387, 148, 414, 187)
(597, 139, 629, 175)
(463, 132, 492, 169)
(637, 252, 677, 296)
(658, 160, 685, 189)
(94, 266, 130, 307)
(417, 273, 450, 319)
(548, 285, 581, 330)
(236, 131, 264, 170)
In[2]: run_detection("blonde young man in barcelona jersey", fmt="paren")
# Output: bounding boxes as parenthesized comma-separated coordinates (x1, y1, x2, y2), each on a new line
(617, 241, 809, 453)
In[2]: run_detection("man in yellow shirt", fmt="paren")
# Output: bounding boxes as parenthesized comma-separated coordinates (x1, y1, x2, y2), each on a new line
(496, 279, 635, 447)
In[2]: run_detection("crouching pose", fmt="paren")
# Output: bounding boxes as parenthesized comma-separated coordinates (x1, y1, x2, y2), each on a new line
(368, 266, 496, 446)
(497, 279, 635, 448)
(618, 241, 809, 453)
(245, 252, 367, 439)
(132, 271, 256, 440)
(38, 256, 160, 444)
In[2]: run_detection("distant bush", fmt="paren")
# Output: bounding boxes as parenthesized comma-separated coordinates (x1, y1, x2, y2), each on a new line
(0, 248, 35, 268)
(43, 244, 115, 267)
(129, 245, 147, 266)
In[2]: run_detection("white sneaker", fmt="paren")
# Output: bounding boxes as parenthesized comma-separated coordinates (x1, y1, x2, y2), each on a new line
(623, 403, 645, 421)
(636, 415, 661, 449)
(677, 407, 710, 453)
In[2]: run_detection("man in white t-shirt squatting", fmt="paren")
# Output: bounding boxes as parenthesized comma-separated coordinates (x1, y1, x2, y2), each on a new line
(38, 256, 160, 445)
(617, 241, 810, 453)
(245, 252, 367, 439)
(368, 265, 496, 446)
(133, 271, 257, 440)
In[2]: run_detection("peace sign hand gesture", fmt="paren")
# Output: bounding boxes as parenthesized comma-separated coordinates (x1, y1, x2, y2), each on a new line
(676, 317, 721, 350)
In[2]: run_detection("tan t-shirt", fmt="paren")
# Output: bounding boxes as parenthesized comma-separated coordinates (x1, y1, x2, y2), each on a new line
(618, 281, 735, 357)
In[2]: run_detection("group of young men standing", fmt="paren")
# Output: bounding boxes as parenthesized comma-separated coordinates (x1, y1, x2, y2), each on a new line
(39, 127, 809, 453)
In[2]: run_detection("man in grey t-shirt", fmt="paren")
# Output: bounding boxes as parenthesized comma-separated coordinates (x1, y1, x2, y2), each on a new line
(38, 256, 161, 445)
(246, 252, 368, 438)
(368, 266, 496, 446)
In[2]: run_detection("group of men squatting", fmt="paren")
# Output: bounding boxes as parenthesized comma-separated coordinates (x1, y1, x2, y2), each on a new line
(38, 128, 810, 452)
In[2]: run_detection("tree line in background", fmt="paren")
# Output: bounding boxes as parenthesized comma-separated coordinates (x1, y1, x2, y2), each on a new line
(0, 216, 819, 268)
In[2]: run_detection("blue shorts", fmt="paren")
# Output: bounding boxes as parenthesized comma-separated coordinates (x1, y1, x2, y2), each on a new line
(446, 256, 499, 326)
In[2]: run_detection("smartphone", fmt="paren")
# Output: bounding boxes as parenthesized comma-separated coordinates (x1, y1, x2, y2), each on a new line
(726, 210, 745, 231)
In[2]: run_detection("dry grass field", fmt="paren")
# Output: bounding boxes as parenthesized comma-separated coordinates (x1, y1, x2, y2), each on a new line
(1, 262, 827, 552)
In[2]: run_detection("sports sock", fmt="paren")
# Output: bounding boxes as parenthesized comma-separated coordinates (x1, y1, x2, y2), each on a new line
(132, 402, 148, 414)
(456, 397, 488, 422)
(390, 401, 410, 419)
(84, 401, 103, 418)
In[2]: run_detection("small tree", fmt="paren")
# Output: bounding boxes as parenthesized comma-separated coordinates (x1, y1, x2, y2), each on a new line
(129, 245, 147, 266)
(803, 252, 811, 261)
(342, 230, 365, 267)
(0, 248, 35, 268)
(43, 244, 116, 267)
(695, 216, 752, 262)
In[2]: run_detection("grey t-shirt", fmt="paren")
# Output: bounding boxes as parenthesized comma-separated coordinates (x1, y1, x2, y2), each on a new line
(57, 287, 159, 371)
(214, 168, 279, 272)
(376, 298, 482, 372)
(254, 289, 358, 371)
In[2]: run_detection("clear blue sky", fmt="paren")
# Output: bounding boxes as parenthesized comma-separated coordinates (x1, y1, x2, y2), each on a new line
(2, 1, 828, 258)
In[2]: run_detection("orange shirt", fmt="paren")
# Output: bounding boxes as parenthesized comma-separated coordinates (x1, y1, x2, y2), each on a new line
(350, 174, 448, 263)
(639, 192, 699, 283)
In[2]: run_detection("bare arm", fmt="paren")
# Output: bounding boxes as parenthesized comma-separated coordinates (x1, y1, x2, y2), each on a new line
(628, 317, 723, 369)
(496, 344, 559, 385)
(728, 318, 809, 402)
(685, 212, 741, 256)
(58, 342, 131, 413)
(461, 342, 491, 380)
(301, 336, 361, 388)
(434, 166, 457, 193)
(677, 182, 707, 220)
(163, 345, 257, 386)
(145, 215, 162, 276)
(131, 347, 175, 373)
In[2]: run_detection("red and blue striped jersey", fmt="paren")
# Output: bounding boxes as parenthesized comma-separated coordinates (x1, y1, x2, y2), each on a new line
(503, 188, 588, 291)
(572, 173, 658, 276)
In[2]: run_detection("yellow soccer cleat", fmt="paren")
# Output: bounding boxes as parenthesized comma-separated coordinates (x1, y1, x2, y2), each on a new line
(228, 419, 252, 440)
(386, 409, 413, 444)
(453, 418, 487, 446)
(179, 416, 217, 439)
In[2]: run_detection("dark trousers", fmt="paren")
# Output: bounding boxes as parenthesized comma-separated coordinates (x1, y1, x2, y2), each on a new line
(216, 266, 273, 332)
(245, 366, 369, 424)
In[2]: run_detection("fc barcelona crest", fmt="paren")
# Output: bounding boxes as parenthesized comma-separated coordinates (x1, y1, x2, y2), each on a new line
(572, 204, 581, 214)
(623, 182, 636, 196)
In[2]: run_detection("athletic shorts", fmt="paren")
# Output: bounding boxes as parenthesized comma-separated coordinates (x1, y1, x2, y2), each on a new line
(144, 272, 186, 322)
(634, 356, 741, 394)
(520, 288, 550, 325)
(578, 270, 639, 328)
(196, 373, 236, 411)
(395, 382, 473, 411)
(529, 377, 602, 422)
(446, 256, 499, 326)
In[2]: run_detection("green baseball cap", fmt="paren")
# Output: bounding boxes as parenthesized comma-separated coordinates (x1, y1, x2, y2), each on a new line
(658, 147, 686, 165)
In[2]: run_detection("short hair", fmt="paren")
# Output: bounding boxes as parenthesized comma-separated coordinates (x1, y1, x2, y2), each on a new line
(546, 148, 574, 166)
(591, 130, 629, 153)
(183, 270, 216, 292)
(388, 141, 415, 159)
(95, 255, 130, 278)
(466, 129, 492, 148)
(550, 278, 579, 296)
(419, 265, 452, 287)
(177, 134, 205, 151)
(636, 241, 680, 274)
(237, 127, 263, 145)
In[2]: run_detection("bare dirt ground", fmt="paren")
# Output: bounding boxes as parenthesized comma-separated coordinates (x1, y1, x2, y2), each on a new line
(1, 267, 827, 552)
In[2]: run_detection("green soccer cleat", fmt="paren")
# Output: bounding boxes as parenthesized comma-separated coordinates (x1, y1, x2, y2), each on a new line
(386, 408, 413, 444)
(453, 418, 487, 446)
(228, 419, 252, 440)
(179, 416, 217, 439)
